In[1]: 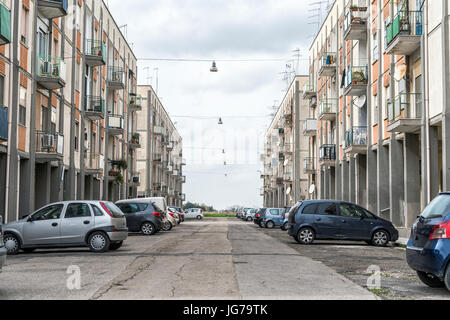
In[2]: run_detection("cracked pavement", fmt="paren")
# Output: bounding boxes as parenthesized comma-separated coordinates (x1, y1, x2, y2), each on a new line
(0, 219, 376, 300)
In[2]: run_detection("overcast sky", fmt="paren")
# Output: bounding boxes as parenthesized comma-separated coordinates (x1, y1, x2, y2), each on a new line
(108, 0, 318, 210)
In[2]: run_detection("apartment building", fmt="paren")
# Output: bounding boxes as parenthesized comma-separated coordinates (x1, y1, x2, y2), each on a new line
(0, 0, 140, 223)
(302, 0, 449, 238)
(136, 85, 185, 207)
(261, 76, 310, 207)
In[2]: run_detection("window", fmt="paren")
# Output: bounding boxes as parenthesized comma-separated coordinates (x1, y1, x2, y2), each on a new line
(51, 106, 57, 133)
(20, 7, 29, 45)
(65, 203, 92, 218)
(339, 204, 373, 219)
(270, 209, 280, 216)
(302, 204, 318, 215)
(31, 204, 64, 221)
(91, 205, 104, 217)
(19, 105, 26, 126)
(41, 106, 48, 131)
(372, 32, 379, 63)
(317, 203, 337, 216)
(74, 122, 79, 151)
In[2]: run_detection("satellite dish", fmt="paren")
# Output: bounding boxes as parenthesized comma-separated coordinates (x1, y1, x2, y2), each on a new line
(286, 187, 291, 195)
(309, 184, 316, 194)
(394, 64, 407, 82)
(354, 95, 367, 109)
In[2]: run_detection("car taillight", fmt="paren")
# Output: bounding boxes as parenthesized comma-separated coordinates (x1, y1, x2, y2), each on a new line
(100, 202, 114, 217)
(256, 214, 260, 218)
(169, 213, 174, 218)
(430, 221, 450, 240)
(152, 212, 161, 218)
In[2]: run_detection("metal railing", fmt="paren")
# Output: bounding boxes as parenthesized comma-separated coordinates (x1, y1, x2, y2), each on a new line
(387, 92, 422, 124)
(0, 0, 11, 44)
(320, 145, 336, 161)
(345, 126, 368, 147)
(344, 0, 368, 33)
(37, 55, 66, 80)
(85, 96, 105, 113)
(84, 153, 104, 170)
(345, 66, 368, 88)
(108, 114, 124, 130)
(107, 66, 125, 84)
(35, 131, 64, 154)
(303, 83, 315, 94)
(303, 119, 318, 134)
(85, 39, 106, 60)
(129, 94, 143, 106)
(319, 52, 337, 69)
(303, 157, 316, 173)
(319, 98, 338, 115)
(0, 106, 7, 141)
(386, 10, 423, 46)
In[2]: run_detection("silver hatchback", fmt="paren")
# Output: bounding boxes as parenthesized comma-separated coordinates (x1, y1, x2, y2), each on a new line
(2, 201, 128, 254)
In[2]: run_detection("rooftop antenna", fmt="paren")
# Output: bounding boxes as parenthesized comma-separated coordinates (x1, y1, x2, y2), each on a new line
(292, 48, 301, 75)
(119, 24, 128, 40)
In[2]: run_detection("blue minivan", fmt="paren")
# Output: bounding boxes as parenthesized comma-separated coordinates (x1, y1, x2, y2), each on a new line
(288, 200, 398, 246)
(406, 193, 450, 291)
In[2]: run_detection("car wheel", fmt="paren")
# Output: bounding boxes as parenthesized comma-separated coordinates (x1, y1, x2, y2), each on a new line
(371, 230, 390, 247)
(162, 221, 172, 231)
(109, 241, 123, 251)
(259, 221, 264, 228)
(196, 215, 203, 220)
(444, 265, 450, 292)
(282, 222, 289, 231)
(141, 222, 156, 235)
(417, 271, 445, 288)
(296, 228, 315, 245)
(266, 221, 275, 229)
(247, 217, 253, 222)
(4, 234, 20, 255)
(88, 232, 110, 253)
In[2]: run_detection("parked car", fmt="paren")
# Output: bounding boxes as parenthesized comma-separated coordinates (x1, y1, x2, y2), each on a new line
(406, 193, 450, 291)
(288, 200, 399, 246)
(280, 207, 292, 231)
(168, 207, 181, 225)
(0, 217, 6, 272)
(131, 197, 173, 231)
(243, 209, 257, 221)
(2, 201, 128, 255)
(115, 200, 163, 235)
(170, 207, 185, 222)
(253, 208, 267, 227)
(184, 208, 204, 220)
(262, 208, 285, 228)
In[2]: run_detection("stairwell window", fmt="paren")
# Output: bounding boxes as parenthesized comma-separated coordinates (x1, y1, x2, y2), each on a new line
(75, 122, 79, 151)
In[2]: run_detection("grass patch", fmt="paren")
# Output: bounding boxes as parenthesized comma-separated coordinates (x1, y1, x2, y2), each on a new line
(368, 288, 390, 297)
(204, 213, 235, 218)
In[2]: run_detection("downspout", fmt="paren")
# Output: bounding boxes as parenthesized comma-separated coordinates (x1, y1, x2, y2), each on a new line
(421, 0, 430, 207)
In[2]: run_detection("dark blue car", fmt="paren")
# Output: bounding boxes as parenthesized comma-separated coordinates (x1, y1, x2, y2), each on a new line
(406, 193, 450, 291)
(288, 200, 399, 246)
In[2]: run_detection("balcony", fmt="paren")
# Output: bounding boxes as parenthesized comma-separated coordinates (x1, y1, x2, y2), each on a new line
(129, 133, 141, 149)
(344, 126, 368, 154)
(303, 119, 318, 136)
(0, 1, 10, 45)
(318, 52, 337, 77)
(181, 176, 186, 183)
(344, 66, 368, 97)
(129, 94, 143, 112)
(278, 128, 285, 136)
(181, 194, 186, 201)
(84, 153, 104, 175)
(0, 106, 7, 141)
(283, 143, 293, 155)
(385, 10, 423, 56)
(167, 164, 173, 173)
(129, 173, 141, 187)
(167, 141, 174, 151)
(309, 96, 317, 108)
(318, 98, 338, 121)
(303, 158, 316, 175)
(303, 83, 316, 99)
(85, 96, 105, 120)
(36, 55, 66, 90)
(283, 172, 293, 183)
(319, 145, 336, 167)
(153, 153, 162, 163)
(108, 114, 124, 136)
(283, 114, 293, 127)
(172, 169, 179, 176)
(85, 40, 106, 67)
(35, 131, 64, 162)
(37, 0, 68, 19)
(181, 158, 186, 166)
(153, 125, 164, 136)
(344, 1, 368, 41)
(387, 93, 422, 133)
(107, 66, 125, 90)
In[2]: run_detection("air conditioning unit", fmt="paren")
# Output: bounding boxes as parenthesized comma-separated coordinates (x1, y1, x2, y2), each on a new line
(41, 134, 55, 149)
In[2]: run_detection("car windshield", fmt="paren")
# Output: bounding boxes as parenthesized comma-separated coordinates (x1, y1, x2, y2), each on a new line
(421, 195, 450, 220)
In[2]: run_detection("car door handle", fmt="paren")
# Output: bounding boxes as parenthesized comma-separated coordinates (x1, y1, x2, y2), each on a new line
(316, 218, 322, 221)
(52, 223, 58, 227)
(83, 221, 91, 225)
(342, 220, 347, 223)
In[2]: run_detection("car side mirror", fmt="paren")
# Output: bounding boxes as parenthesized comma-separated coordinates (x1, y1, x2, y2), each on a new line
(27, 216, 34, 222)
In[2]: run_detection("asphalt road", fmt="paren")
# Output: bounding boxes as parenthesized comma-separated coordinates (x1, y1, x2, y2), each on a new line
(0, 218, 375, 300)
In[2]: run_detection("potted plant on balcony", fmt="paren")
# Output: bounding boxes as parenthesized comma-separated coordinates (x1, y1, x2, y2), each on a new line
(115, 172, 124, 185)
(109, 168, 119, 177)
(117, 159, 128, 170)
(352, 70, 366, 84)
(131, 133, 140, 145)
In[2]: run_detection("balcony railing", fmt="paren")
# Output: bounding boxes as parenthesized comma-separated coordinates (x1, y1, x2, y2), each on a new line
(345, 126, 368, 147)
(153, 153, 162, 162)
(385, 10, 423, 55)
(35, 131, 64, 159)
(153, 125, 164, 136)
(319, 98, 338, 121)
(344, 66, 368, 96)
(129, 133, 141, 149)
(303, 83, 316, 99)
(108, 114, 124, 135)
(37, 0, 68, 19)
(129, 94, 143, 111)
(386, 92, 422, 133)
(320, 145, 336, 162)
(303, 157, 316, 174)
(0, 1, 10, 45)
(84, 153, 104, 172)
(107, 66, 125, 89)
(85, 39, 106, 66)
(319, 52, 337, 76)
(344, 0, 368, 40)
(85, 96, 105, 120)
(0, 106, 7, 141)
(303, 119, 318, 136)
(36, 55, 66, 89)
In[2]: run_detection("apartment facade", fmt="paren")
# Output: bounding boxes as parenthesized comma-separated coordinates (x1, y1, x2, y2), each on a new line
(301, 0, 449, 238)
(136, 85, 185, 207)
(0, 0, 141, 223)
(261, 76, 310, 207)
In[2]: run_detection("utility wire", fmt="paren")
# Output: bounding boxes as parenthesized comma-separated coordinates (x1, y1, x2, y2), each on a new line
(138, 58, 307, 62)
